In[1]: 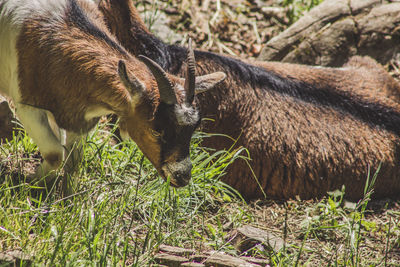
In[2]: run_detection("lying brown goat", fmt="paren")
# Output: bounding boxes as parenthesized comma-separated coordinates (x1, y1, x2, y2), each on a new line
(0, 0, 225, 193)
(98, 0, 400, 200)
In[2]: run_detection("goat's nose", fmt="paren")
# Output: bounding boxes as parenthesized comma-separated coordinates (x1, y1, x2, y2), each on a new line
(172, 165, 192, 187)
(161, 157, 192, 187)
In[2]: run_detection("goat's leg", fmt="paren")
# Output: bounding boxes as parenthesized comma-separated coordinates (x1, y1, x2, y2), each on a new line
(62, 131, 85, 195)
(15, 103, 64, 188)
(64, 131, 85, 173)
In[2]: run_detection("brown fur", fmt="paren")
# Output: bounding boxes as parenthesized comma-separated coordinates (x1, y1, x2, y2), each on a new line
(15, 6, 170, 171)
(99, 0, 400, 200)
(2, 0, 219, 190)
(252, 57, 400, 108)
(119, 98, 162, 169)
(191, 57, 400, 200)
(18, 21, 133, 131)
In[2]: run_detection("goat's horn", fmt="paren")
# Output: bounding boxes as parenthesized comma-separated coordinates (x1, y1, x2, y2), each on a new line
(185, 38, 196, 104)
(139, 55, 178, 105)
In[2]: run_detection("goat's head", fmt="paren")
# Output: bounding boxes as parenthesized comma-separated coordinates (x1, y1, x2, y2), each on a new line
(117, 41, 226, 187)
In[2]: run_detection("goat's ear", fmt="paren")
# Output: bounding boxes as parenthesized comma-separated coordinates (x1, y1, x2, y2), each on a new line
(118, 60, 145, 94)
(194, 72, 226, 95)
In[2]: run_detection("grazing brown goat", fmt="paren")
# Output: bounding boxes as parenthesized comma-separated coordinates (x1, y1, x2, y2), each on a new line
(0, 0, 226, 193)
(98, 0, 400, 200)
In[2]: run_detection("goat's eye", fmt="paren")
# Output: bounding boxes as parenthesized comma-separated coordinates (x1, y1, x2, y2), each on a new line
(150, 129, 162, 138)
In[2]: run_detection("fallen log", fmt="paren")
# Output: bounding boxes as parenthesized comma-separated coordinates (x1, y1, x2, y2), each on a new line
(259, 0, 400, 67)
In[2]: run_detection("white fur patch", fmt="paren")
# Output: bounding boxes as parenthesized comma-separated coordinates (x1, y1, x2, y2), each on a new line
(88, 0, 101, 5)
(0, 0, 68, 27)
(175, 103, 199, 126)
(0, 17, 20, 101)
(119, 128, 130, 141)
(0, 0, 83, 104)
(84, 105, 113, 121)
(16, 103, 65, 172)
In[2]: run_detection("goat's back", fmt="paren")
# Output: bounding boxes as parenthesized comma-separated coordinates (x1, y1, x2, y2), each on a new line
(198, 56, 400, 200)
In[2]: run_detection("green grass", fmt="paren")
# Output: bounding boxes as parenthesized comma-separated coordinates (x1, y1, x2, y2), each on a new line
(1, 122, 399, 266)
(0, 122, 252, 266)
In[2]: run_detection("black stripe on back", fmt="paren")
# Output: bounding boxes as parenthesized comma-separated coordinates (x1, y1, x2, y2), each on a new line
(66, 0, 127, 55)
(134, 38, 400, 135)
(193, 50, 400, 135)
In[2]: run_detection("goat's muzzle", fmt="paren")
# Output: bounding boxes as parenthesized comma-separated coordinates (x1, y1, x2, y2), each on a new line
(161, 157, 192, 187)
